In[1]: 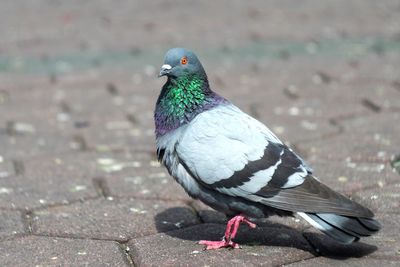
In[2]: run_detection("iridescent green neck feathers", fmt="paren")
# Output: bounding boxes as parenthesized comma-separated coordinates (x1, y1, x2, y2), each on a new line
(159, 74, 207, 119)
(155, 73, 226, 136)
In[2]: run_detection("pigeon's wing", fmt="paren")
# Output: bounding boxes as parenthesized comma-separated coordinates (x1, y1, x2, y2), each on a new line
(253, 175, 373, 217)
(176, 104, 309, 195)
(177, 104, 373, 218)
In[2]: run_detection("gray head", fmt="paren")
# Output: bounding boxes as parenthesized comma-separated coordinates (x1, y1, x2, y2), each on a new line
(159, 48, 206, 78)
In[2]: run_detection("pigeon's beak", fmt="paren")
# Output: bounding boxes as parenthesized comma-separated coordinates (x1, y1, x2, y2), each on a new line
(158, 64, 172, 77)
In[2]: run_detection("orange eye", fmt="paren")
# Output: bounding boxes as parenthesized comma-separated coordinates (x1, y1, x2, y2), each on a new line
(181, 56, 188, 65)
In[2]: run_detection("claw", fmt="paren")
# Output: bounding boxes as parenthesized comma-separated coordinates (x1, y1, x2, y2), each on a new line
(198, 214, 256, 250)
(198, 240, 240, 250)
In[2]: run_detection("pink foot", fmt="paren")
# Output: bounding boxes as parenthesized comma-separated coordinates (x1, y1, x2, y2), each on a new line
(199, 215, 257, 250)
(198, 240, 240, 250)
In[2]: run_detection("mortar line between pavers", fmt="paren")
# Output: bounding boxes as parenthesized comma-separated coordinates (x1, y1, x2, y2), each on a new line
(0, 232, 128, 244)
(29, 232, 129, 243)
(92, 177, 112, 198)
(28, 195, 103, 213)
(117, 243, 137, 267)
(21, 210, 33, 234)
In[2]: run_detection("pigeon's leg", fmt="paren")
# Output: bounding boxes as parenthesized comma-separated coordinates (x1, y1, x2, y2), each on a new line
(228, 215, 256, 241)
(199, 214, 256, 250)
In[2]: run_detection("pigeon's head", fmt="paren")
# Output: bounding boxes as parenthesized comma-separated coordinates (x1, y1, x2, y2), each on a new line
(159, 48, 206, 79)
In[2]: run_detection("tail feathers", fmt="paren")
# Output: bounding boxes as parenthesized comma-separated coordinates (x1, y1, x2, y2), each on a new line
(298, 212, 381, 244)
(358, 217, 381, 232)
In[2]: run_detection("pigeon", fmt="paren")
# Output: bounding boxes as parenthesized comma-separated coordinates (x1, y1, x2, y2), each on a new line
(154, 47, 381, 250)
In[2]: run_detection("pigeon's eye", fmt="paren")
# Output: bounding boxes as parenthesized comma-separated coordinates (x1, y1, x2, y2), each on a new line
(180, 56, 188, 65)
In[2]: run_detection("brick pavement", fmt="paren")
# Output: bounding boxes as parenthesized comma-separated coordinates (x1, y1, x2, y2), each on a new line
(0, 1, 399, 266)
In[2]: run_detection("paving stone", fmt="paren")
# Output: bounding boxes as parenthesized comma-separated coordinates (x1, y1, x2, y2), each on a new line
(282, 56, 400, 119)
(0, 210, 25, 240)
(94, 152, 189, 200)
(52, 83, 123, 119)
(295, 54, 400, 114)
(352, 182, 400, 214)
(0, 150, 189, 210)
(32, 197, 200, 241)
(0, 133, 76, 160)
(0, 86, 59, 125)
(78, 124, 155, 153)
(227, 56, 400, 123)
(0, 81, 155, 157)
(302, 213, 400, 260)
(303, 158, 399, 196)
(298, 112, 400, 163)
(0, 87, 81, 159)
(17, 150, 190, 201)
(103, 156, 190, 201)
(265, 114, 339, 144)
(128, 223, 315, 267)
(0, 235, 129, 267)
(0, 154, 99, 210)
(0, 85, 152, 156)
(0, 173, 98, 210)
(240, 102, 340, 144)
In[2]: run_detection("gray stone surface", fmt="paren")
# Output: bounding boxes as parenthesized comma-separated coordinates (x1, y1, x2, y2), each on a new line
(0, 236, 129, 267)
(303, 158, 399, 196)
(0, 173, 98, 210)
(298, 112, 400, 163)
(0, 210, 25, 240)
(32, 198, 200, 241)
(0, 154, 100, 210)
(16, 150, 190, 201)
(352, 183, 400, 215)
(0, 132, 76, 160)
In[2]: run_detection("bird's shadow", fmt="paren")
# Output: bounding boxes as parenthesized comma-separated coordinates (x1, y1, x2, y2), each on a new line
(155, 207, 377, 259)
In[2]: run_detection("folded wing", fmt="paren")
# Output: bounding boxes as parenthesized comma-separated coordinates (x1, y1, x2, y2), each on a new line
(176, 103, 374, 218)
